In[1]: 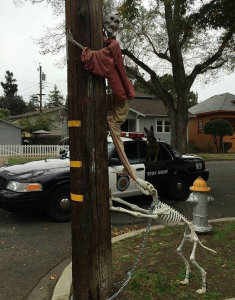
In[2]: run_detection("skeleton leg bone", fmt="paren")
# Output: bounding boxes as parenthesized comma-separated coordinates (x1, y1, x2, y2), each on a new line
(177, 234, 190, 285)
(190, 237, 207, 294)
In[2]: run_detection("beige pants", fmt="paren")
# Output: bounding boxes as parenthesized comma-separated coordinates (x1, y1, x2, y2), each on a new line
(107, 98, 136, 182)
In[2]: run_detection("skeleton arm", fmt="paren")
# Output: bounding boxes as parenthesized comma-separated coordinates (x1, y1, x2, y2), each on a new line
(110, 196, 159, 220)
(67, 30, 84, 50)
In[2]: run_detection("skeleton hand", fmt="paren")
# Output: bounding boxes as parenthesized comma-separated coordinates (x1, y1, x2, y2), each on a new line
(67, 29, 84, 50)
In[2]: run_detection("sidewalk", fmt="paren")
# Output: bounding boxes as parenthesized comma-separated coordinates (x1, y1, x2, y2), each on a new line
(28, 217, 235, 300)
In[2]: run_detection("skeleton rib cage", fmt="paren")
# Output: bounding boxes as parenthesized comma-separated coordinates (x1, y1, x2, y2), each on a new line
(153, 201, 186, 226)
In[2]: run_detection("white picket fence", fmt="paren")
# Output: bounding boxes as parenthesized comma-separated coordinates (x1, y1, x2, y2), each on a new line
(0, 145, 69, 158)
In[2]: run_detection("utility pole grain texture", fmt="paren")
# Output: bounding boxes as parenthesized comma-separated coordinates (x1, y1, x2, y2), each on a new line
(65, 0, 112, 299)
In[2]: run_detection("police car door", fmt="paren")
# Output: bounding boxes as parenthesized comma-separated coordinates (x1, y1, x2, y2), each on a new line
(140, 141, 173, 192)
(109, 141, 145, 197)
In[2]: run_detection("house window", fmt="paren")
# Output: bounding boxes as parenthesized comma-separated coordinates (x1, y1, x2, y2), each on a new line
(198, 120, 203, 133)
(156, 119, 171, 133)
(165, 121, 170, 133)
(157, 120, 163, 132)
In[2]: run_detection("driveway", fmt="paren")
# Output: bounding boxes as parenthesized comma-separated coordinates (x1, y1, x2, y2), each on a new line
(0, 160, 234, 300)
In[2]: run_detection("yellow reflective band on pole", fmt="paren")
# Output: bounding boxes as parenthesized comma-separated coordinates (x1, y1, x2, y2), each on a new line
(70, 161, 82, 168)
(70, 193, 83, 202)
(68, 120, 81, 127)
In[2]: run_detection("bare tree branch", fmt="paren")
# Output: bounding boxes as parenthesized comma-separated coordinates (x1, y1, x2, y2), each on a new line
(125, 64, 175, 111)
(142, 32, 171, 62)
(186, 26, 235, 92)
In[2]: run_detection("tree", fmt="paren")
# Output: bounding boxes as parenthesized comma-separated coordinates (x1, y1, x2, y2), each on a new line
(0, 108, 10, 120)
(1, 71, 18, 98)
(17, 114, 56, 134)
(0, 71, 27, 115)
(27, 94, 40, 112)
(45, 84, 64, 108)
(134, 74, 198, 108)
(13, 0, 235, 152)
(204, 119, 233, 153)
(116, 0, 235, 152)
(0, 95, 27, 116)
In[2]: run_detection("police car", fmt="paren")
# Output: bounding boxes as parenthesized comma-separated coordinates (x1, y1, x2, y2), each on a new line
(108, 132, 209, 200)
(0, 132, 209, 222)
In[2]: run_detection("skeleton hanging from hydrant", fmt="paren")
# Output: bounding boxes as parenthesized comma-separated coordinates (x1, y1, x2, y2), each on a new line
(67, 16, 216, 295)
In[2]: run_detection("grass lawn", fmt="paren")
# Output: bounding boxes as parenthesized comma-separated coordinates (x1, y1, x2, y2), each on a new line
(5, 153, 235, 166)
(111, 221, 235, 300)
(196, 153, 235, 160)
(7, 157, 54, 165)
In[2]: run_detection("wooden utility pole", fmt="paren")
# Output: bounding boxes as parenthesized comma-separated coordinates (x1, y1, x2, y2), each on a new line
(37, 64, 45, 113)
(65, 1, 112, 299)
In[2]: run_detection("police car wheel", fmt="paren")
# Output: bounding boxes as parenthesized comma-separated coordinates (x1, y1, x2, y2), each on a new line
(168, 174, 189, 200)
(46, 185, 71, 222)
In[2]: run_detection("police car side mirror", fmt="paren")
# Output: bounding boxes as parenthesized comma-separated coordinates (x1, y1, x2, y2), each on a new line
(109, 157, 121, 166)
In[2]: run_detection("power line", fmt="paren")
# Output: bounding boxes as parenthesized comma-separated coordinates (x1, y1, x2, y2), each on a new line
(0, 78, 67, 86)
(1, 53, 59, 68)
(17, 83, 39, 93)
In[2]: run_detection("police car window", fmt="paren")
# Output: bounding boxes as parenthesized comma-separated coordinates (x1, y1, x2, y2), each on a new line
(163, 143, 181, 158)
(124, 142, 142, 164)
(159, 144, 173, 160)
(109, 142, 142, 164)
(139, 142, 162, 162)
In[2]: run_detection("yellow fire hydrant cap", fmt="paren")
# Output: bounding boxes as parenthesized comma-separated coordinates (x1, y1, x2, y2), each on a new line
(190, 176, 211, 192)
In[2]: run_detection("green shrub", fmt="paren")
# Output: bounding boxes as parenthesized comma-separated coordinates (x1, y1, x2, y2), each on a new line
(188, 143, 215, 153)
(188, 142, 200, 153)
(220, 142, 233, 153)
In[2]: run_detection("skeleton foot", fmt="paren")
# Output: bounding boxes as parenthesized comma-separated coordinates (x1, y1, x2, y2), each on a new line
(196, 286, 207, 294)
(179, 278, 189, 285)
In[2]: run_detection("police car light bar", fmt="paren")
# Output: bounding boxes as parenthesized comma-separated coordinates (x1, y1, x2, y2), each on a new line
(121, 132, 145, 138)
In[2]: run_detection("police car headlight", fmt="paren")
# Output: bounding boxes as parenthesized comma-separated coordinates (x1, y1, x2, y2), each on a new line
(6, 181, 43, 192)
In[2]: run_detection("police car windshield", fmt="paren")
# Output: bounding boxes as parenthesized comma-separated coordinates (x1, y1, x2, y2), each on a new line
(108, 142, 115, 155)
(59, 144, 115, 159)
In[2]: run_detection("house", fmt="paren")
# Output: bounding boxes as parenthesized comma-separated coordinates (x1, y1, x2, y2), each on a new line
(8, 93, 171, 144)
(188, 93, 235, 152)
(9, 106, 68, 144)
(125, 93, 171, 143)
(65, 92, 171, 143)
(0, 118, 23, 145)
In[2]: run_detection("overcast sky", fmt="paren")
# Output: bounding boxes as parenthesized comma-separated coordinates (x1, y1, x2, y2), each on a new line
(0, 1, 67, 106)
(1, 1, 235, 105)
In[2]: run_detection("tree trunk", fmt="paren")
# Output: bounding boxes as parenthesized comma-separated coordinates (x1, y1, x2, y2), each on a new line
(166, 94, 188, 153)
(65, 1, 112, 299)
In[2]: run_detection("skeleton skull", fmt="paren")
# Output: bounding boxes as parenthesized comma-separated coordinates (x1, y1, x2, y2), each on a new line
(103, 14, 119, 35)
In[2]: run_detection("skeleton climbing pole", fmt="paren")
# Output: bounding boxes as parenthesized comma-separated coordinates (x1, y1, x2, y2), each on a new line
(65, 1, 112, 299)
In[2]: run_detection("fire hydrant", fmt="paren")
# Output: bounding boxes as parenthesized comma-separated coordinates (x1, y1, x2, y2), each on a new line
(186, 176, 214, 233)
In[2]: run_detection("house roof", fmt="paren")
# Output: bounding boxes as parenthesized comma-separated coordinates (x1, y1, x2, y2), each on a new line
(189, 93, 235, 115)
(8, 93, 168, 121)
(0, 118, 23, 129)
(9, 105, 66, 121)
(130, 93, 167, 117)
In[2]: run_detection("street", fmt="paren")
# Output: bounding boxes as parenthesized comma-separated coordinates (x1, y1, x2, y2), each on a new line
(0, 161, 234, 300)
(111, 161, 235, 225)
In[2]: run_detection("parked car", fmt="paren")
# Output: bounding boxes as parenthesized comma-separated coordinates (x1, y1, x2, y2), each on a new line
(0, 133, 209, 222)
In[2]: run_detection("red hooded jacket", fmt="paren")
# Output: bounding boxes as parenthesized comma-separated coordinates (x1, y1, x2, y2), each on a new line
(81, 36, 135, 101)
